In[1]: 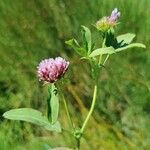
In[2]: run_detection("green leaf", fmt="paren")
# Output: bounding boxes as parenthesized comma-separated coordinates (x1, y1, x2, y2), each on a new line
(65, 39, 86, 56)
(3, 108, 61, 132)
(89, 43, 145, 57)
(105, 31, 118, 48)
(115, 43, 146, 53)
(81, 25, 92, 53)
(117, 33, 136, 46)
(50, 84, 59, 124)
(89, 47, 115, 57)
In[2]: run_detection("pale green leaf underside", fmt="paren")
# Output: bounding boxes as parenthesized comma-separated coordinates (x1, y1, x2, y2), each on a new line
(89, 43, 145, 57)
(3, 108, 61, 132)
(89, 47, 115, 57)
(117, 33, 135, 45)
(115, 43, 146, 53)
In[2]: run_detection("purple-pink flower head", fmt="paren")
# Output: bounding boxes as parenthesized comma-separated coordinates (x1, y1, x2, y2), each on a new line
(37, 57, 69, 83)
(108, 8, 121, 23)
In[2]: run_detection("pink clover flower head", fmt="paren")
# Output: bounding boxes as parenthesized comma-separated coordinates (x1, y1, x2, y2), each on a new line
(108, 8, 121, 23)
(37, 57, 69, 83)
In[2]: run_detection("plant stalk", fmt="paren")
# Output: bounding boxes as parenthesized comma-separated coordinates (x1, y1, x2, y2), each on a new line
(103, 54, 110, 65)
(47, 85, 51, 121)
(80, 85, 97, 133)
(76, 138, 80, 150)
(99, 33, 106, 65)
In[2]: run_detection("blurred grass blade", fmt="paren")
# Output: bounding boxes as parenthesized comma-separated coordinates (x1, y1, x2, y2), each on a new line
(89, 47, 115, 57)
(52, 147, 73, 150)
(50, 84, 59, 124)
(3, 108, 61, 132)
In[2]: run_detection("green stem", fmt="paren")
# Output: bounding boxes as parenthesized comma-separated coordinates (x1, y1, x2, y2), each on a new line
(102, 35, 106, 48)
(72, 85, 98, 150)
(77, 139, 80, 150)
(101, 32, 110, 65)
(80, 85, 97, 133)
(47, 85, 51, 121)
(99, 34, 106, 65)
(103, 54, 110, 65)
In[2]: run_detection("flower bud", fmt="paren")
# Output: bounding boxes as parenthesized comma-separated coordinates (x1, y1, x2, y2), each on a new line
(108, 8, 121, 24)
(96, 8, 120, 32)
(37, 57, 69, 83)
(96, 17, 111, 32)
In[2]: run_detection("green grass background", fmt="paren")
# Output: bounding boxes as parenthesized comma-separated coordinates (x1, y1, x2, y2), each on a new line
(0, 0, 149, 149)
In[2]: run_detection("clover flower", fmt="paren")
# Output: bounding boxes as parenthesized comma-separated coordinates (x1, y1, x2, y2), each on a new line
(37, 57, 69, 83)
(96, 8, 121, 32)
